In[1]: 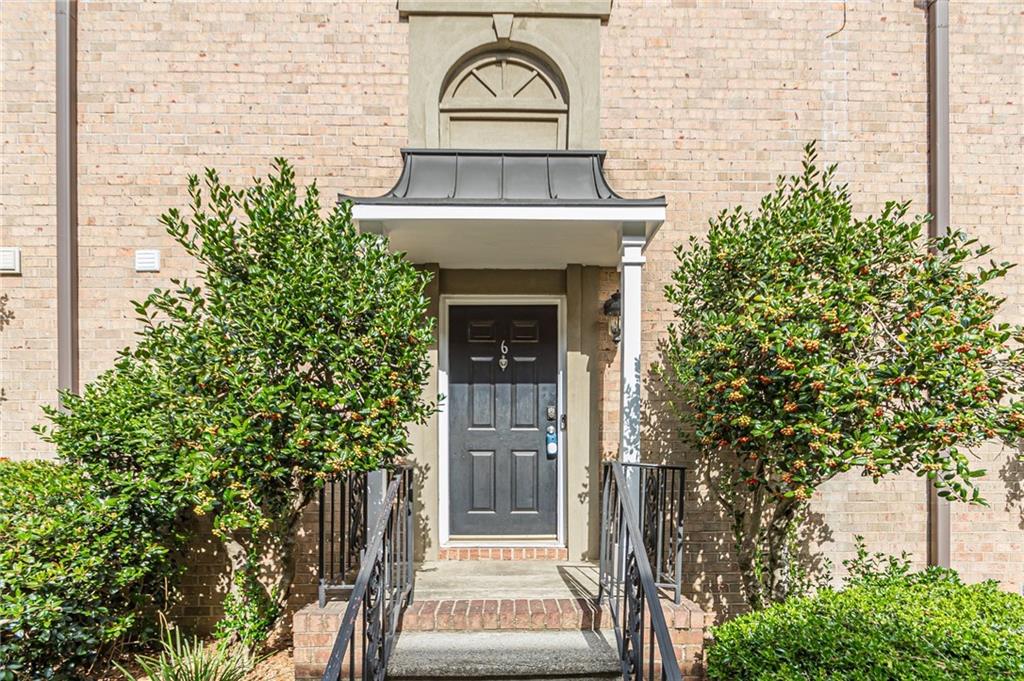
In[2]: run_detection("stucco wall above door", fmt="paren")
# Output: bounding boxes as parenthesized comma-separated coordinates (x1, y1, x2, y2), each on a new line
(404, 3, 604, 148)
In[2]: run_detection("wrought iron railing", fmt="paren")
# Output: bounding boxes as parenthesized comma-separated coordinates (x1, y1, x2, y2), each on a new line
(321, 466, 414, 681)
(318, 470, 369, 606)
(599, 461, 685, 681)
(632, 462, 686, 604)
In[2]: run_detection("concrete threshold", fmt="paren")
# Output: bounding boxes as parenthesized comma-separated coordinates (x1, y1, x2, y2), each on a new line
(414, 560, 601, 600)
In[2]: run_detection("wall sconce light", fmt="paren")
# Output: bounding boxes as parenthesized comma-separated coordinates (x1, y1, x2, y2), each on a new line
(603, 290, 621, 344)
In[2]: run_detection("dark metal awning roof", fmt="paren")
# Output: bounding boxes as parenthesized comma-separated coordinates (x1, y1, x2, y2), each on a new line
(339, 149, 666, 208)
(340, 149, 666, 269)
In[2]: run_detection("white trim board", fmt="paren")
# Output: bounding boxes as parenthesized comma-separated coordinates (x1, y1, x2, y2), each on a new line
(353, 203, 665, 225)
(438, 294, 567, 549)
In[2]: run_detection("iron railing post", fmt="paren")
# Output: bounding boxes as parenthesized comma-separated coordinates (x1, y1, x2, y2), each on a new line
(320, 467, 414, 681)
(599, 462, 686, 681)
(318, 485, 327, 607)
(674, 469, 684, 604)
(406, 469, 415, 604)
(599, 465, 609, 602)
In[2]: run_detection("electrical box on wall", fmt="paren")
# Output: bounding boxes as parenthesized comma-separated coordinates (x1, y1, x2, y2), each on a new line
(0, 247, 21, 274)
(134, 249, 160, 272)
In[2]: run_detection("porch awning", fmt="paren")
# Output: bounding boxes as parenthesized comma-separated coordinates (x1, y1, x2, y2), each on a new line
(340, 149, 665, 268)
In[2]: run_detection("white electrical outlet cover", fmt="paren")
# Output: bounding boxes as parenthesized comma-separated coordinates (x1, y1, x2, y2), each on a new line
(134, 249, 160, 272)
(0, 247, 21, 274)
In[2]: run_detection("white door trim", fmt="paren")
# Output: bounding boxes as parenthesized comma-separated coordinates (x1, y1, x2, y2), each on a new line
(438, 294, 567, 548)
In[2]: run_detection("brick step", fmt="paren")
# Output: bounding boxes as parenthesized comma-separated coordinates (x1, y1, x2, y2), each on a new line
(399, 597, 612, 632)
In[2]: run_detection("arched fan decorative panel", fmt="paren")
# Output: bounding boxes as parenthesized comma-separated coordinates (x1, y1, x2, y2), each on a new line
(440, 52, 569, 150)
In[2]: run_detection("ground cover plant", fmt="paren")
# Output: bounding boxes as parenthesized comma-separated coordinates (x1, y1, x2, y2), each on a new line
(116, 617, 256, 681)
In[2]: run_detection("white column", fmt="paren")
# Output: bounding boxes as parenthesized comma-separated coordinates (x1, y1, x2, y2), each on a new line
(619, 235, 645, 463)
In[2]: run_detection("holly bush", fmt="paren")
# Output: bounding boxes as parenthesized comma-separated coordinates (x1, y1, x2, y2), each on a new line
(707, 569, 1024, 680)
(39, 159, 434, 645)
(0, 460, 180, 679)
(659, 143, 1024, 608)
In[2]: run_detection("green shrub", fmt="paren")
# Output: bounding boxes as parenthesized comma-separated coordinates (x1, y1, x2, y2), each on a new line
(707, 570, 1024, 680)
(842, 534, 912, 586)
(38, 159, 435, 644)
(0, 461, 181, 679)
(659, 142, 1024, 607)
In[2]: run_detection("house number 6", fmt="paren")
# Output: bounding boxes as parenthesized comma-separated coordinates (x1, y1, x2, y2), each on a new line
(498, 340, 509, 372)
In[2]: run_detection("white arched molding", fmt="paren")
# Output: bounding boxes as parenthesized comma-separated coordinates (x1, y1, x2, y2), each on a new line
(417, 25, 591, 148)
(440, 51, 568, 149)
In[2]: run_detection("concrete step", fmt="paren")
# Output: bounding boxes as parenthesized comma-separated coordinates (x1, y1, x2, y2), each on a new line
(387, 630, 622, 680)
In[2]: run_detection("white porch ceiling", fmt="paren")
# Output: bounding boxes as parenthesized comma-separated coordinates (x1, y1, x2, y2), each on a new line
(355, 208, 664, 269)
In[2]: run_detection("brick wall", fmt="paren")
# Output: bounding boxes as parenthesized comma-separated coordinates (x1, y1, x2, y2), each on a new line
(1, 0, 1020, 629)
(31, 0, 410, 634)
(946, 2, 1024, 591)
(1, 1, 59, 460)
(74, 0, 409, 386)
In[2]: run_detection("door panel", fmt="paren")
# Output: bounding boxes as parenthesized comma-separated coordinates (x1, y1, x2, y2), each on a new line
(449, 304, 559, 536)
(511, 357, 537, 429)
(512, 450, 539, 512)
(470, 451, 496, 512)
(470, 358, 495, 428)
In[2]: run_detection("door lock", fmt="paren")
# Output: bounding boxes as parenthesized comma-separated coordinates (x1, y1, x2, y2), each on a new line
(546, 405, 557, 421)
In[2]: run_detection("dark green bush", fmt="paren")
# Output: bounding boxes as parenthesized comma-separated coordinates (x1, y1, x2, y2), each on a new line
(0, 460, 181, 679)
(707, 569, 1024, 680)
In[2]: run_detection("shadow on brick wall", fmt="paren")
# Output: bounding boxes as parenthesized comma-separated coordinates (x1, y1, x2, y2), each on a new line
(1000, 445, 1024, 531)
(169, 513, 229, 636)
(0, 293, 12, 408)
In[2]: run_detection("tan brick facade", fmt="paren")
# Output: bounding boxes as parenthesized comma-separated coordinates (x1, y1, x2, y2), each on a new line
(1, 0, 59, 460)
(944, 0, 1024, 591)
(2, 0, 1021, 630)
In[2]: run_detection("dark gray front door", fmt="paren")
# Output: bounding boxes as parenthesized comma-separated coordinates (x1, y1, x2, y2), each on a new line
(449, 304, 559, 536)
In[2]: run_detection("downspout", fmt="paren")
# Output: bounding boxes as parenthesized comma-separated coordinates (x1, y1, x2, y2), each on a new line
(926, 0, 951, 568)
(56, 0, 79, 398)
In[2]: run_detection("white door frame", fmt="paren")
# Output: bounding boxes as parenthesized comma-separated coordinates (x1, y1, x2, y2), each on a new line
(438, 294, 567, 548)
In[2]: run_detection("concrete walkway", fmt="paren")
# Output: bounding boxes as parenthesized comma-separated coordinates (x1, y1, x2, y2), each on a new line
(387, 629, 620, 679)
(413, 560, 601, 600)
